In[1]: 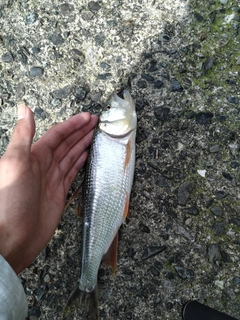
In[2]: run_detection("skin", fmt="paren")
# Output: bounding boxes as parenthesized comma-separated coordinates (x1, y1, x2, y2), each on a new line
(0, 103, 98, 274)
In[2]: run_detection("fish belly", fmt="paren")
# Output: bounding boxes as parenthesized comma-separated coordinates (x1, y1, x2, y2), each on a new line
(79, 129, 135, 292)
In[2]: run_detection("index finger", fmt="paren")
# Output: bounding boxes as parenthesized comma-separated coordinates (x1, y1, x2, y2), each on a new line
(37, 112, 92, 151)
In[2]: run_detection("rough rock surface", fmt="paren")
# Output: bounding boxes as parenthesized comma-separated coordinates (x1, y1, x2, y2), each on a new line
(0, 0, 239, 319)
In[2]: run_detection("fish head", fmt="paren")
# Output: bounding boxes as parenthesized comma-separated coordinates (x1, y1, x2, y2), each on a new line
(99, 90, 137, 137)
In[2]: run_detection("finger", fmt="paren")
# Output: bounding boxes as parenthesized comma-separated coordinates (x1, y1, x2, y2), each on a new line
(36, 112, 92, 152)
(53, 115, 98, 163)
(63, 151, 89, 192)
(59, 128, 95, 178)
(6, 103, 35, 157)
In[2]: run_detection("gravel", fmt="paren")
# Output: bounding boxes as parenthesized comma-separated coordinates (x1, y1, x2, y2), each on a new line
(0, 0, 240, 319)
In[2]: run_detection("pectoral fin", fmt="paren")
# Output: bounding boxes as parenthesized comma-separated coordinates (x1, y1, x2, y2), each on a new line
(124, 139, 131, 171)
(102, 233, 118, 275)
(65, 185, 83, 217)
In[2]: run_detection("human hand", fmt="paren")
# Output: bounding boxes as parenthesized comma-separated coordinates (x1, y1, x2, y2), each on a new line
(0, 103, 98, 274)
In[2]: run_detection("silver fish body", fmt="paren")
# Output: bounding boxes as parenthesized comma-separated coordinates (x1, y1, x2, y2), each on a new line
(64, 90, 137, 319)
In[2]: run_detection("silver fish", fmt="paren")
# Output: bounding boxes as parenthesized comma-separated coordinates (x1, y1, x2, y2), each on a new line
(64, 90, 137, 319)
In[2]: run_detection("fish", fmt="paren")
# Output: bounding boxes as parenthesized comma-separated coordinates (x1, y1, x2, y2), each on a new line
(63, 90, 137, 319)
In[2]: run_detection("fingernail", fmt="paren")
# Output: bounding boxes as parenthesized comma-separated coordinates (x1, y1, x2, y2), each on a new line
(18, 102, 27, 120)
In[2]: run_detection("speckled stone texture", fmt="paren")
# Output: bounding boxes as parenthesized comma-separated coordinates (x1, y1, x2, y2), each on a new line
(0, 0, 239, 319)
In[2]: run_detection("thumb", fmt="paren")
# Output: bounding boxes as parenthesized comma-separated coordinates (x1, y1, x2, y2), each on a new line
(6, 102, 35, 156)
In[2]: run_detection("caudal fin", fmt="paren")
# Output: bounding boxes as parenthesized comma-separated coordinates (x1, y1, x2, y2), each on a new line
(63, 284, 98, 319)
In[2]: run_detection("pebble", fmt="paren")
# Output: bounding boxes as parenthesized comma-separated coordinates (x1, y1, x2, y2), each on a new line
(210, 144, 220, 153)
(25, 12, 38, 24)
(28, 306, 41, 318)
(226, 79, 236, 85)
(222, 171, 233, 181)
(154, 80, 164, 89)
(148, 60, 158, 72)
(141, 73, 154, 82)
(1, 51, 13, 63)
(209, 11, 217, 23)
(194, 12, 204, 22)
(49, 33, 65, 46)
(231, 218, 240, 227)
(59, 3, 74, 16)
(126, 247, 135, 258)
(51, 85, 74, 99)
(74, 87, 86, 101)
(155, 175, 169, 187)
(43, 274, 51, 284)
(137, 79, 147, 88)
(226, 96, 239, 104)
(183, 206, 199, 216)
(70, 49, 85, 64)
(95, 33, 105, 46)
(125, 312, 132, 320)
(91, 92, 101, 102)
(32, 46, 41, 54)
(196, 112, 213, 125)
(139, 221, 150, 233)
(107, 19, 117, 27)
(159, 33, 171, 42)
(15, 83, 25, 98)
(177, 181, 193, 206)
(221, 250, 231, 263)
(154, 107, 170, 121)
(34, 107, 46, 120)
(214, 221, 225, 236)
(88, 1, 101, 11)
(17, 50, 28, 65)
(141, 245, 167, 260)
(29, 66, 44, 78)
(51, 98, 61, 107)
(208, 243, 220, 263)
(171, 79, 183, 92)
(230, 161, 239, 168)
(81, 10, 94, 21)
(210, 206, 223, 216)
(98, 73, 112, 80)
(215, 190, 227, 199)
(204, 57, 214, 72)
(149, 266, 160, 276)
(233, 277, 240, 286)
(174, 266, 194, 280)
(136, 99, 148, 111)
(100, 62, 111, 70)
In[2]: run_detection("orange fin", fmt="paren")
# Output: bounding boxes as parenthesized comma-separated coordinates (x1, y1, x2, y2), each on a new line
(122, 193, 130, 219)
(65, 185, 83, 216)
(124, 139, 131, 171)
(102, 233, 118, 275)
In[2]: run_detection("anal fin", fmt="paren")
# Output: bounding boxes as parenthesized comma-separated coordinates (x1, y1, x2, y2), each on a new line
(102, 233, 118, 275)
(123, 193, 130, 219)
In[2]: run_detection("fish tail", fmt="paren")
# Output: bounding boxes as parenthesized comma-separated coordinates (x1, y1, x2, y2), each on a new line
(63, 284, 99, 320)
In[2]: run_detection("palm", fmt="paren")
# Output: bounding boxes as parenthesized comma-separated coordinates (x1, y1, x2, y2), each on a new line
(0, 107, 98, 274)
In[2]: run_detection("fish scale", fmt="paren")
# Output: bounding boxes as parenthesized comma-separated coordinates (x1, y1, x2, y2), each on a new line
(81, 130, 129, 291)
